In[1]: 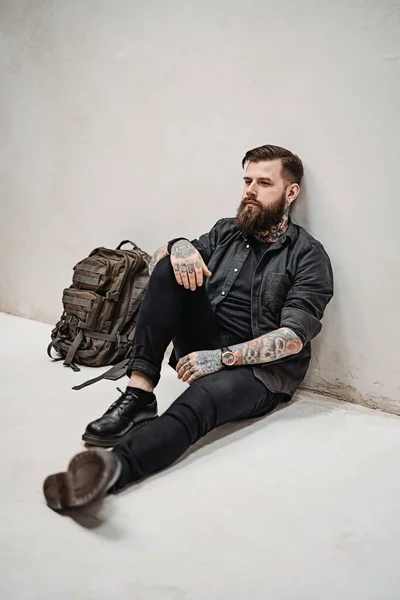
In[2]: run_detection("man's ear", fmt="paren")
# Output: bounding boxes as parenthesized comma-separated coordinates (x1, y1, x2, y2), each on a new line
(287, 183, 300, 205)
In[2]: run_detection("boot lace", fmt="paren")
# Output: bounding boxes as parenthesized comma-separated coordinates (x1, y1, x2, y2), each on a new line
(106, 387, 138, 413)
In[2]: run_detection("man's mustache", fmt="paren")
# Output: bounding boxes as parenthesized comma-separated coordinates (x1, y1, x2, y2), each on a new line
(242, 196, 262, 208)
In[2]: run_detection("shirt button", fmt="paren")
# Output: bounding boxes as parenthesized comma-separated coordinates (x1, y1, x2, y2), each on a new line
(221, 291, 226, 296)
(246, 244, 250, 248)
(234, 268, 238, 272)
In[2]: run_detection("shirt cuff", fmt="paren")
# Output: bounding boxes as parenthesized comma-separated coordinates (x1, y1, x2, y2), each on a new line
(280, 306, 322, 345)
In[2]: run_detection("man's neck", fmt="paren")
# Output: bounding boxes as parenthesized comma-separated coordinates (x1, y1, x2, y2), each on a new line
(255, 207, 290, 243)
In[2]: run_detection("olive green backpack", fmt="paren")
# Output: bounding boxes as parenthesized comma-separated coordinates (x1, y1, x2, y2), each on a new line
(47, 241, 151, 390)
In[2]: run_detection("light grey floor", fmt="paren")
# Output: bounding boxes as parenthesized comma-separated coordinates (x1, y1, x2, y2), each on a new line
(1, 312, 400, 600)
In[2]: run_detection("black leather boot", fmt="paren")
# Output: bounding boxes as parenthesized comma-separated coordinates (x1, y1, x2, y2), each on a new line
(82, 387, 158, 447)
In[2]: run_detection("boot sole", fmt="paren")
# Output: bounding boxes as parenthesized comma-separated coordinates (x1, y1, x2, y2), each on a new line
(81, 417, 157, 448)
(43, 451, 111, 511)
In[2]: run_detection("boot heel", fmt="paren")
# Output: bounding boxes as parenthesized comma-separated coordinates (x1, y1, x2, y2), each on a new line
(67, 451, 112, 506)
(43, 472, 74, 511)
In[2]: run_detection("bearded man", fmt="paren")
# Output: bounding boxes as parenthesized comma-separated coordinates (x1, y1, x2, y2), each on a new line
(43, 144, 334, 511)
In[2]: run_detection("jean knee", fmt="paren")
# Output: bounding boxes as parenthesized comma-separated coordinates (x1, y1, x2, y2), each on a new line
(152, 255, 174, 278)
(165, 383, 218, 444)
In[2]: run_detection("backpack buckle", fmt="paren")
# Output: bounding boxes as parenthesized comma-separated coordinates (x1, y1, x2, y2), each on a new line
(106, 290, 119, 301)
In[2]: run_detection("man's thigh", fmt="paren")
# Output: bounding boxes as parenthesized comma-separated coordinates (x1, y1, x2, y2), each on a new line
(167, 366, 281, 434)
(198, 367, 282, 424)
(170, 286, 225, 368)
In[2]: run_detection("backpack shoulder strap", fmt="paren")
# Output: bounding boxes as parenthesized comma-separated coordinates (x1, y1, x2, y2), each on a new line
(63, 330, 84, 371)
(71, 358, 130, 391)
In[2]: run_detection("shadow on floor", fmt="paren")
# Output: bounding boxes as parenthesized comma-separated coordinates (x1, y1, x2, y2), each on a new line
(59, 393, 333, 532)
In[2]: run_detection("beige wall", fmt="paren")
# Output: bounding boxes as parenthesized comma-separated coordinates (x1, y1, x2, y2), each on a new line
(1, 0, 399, 410)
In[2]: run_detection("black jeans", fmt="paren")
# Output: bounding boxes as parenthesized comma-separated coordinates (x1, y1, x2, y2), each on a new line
(112, 256, 283, 490)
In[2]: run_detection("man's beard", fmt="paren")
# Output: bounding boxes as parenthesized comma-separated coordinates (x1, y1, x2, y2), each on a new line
(235, 191, 287, 236)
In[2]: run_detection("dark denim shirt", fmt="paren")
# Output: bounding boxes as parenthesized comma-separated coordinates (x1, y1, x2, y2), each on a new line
(189, 217, 334, 398)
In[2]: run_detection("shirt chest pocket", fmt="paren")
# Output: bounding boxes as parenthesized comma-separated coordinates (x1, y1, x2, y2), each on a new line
(262, 272, 291, 316)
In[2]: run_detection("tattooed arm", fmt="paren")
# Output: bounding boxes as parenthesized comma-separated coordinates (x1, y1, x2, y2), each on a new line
(226, 327, 303, 366)
(176, 327, 302, 385)
(148, 244, 169, 276)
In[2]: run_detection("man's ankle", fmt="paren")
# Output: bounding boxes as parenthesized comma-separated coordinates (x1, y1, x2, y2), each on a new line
(128, 371, 154, 393)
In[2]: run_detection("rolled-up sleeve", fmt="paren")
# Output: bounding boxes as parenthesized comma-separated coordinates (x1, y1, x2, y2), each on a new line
(280, 241, 334, 345)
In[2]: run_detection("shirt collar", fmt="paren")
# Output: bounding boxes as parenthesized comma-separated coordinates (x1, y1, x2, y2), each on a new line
(285, 218, 298, 245)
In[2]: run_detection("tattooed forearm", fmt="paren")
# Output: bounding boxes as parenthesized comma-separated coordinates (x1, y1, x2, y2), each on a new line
(171, 240, 197, 260)
(229, 327, 303, 366)
(149, 244, 169, 275)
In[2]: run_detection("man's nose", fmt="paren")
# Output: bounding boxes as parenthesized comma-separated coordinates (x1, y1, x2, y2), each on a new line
(247, 182, 258, 195)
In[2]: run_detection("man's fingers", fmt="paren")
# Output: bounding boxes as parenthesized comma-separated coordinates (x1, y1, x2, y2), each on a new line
(201, 258, 212, 277)
(181, 369, 193, 383)
(178, 264, 190, 289)
(194, 260, 204, 287)
(187, 263, 197, 291)
(173, 263, 183, 286)
(187, 371, 204, 385)
(172, 255, 209, 290)
(175, 351, 207, 385)
(177, 355, 195, 380)
(181, 271, 190, 289)
(177, 362, 190, 379)
(176, 354, 191, 372)
(181, 365, 200, 383)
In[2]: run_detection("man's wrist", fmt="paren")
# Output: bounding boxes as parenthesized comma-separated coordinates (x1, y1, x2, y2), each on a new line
(221, 347, 238, 367)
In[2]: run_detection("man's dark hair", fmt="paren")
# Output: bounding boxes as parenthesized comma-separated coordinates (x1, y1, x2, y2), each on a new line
(242, 144, 304, 185)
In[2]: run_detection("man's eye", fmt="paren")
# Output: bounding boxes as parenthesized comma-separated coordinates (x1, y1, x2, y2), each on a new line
(260, 181, 270, 186)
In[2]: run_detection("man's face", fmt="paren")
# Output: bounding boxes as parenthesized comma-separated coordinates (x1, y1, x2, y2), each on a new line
(236, 160, 290, 236)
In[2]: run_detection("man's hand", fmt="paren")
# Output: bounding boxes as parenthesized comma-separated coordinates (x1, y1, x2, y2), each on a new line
(170, 240, 212, 291)
(176, 350, 223, 384)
